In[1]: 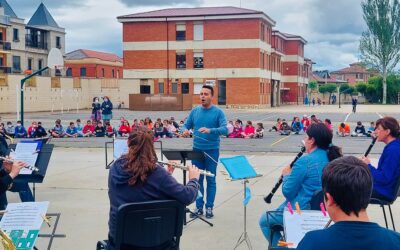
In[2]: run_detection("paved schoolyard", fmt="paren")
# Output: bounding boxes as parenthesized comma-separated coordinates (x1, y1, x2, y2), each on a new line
(1, 104, 399, 249)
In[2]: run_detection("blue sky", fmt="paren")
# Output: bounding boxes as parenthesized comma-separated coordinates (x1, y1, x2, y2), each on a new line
(9, 0, 366, 71)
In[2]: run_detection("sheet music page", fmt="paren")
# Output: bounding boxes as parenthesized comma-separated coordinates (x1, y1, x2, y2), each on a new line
(0, 202, 49, 250)
(283, 210, 331, 248)
(114, 139, 128, 159)
(14, 142, 39, 175)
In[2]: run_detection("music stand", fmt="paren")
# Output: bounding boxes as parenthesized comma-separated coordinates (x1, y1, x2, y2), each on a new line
(10, 143, 54, 201)
(220, 155, 262, 250)
(162, 149, 213, 227)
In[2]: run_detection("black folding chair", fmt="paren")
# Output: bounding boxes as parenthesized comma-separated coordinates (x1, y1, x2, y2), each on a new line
(370, 176, 400, 231)
(97, 200, 184, 250)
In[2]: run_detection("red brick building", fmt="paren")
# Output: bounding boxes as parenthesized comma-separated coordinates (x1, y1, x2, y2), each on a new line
(65, 49, 123, 78)
(118, 7, 309, 107)
(330, 62, 377, 85)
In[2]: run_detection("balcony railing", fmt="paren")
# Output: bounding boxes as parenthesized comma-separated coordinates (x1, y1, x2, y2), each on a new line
(0, 41, 11, 51)
(0, 15, 10, 26)
(0, 66, 12, 74)
(25, 35, 48, 50)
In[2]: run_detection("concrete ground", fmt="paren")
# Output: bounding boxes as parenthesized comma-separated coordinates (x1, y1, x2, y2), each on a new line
(1, 104, 399, 249)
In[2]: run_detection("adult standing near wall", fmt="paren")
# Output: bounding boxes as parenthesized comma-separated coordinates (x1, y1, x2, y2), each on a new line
(101, 96, 113, 122)
(182, 85, 228, 219)
(91, 97, 102, 122)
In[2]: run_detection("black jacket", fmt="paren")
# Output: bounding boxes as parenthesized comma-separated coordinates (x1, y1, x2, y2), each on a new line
(0, 136, 12, 194)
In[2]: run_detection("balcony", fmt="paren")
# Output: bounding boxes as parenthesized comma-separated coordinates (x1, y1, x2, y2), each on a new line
(0, 41, 11, 51)
(0, 66, 12, 74)
(0, 15, 10, 26)
(25, 35, 48, 50)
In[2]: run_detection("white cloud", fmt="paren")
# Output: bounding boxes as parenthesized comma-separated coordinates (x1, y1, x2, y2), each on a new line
(8, 0, 367, 70)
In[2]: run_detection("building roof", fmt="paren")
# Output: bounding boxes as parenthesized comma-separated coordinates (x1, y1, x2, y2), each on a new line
(118, 6, 276, 25)
(311, 71, 347, 84)
(66, 49, 123, 63)
(27, 3, 59, 28)
(331, 62, 372, 74)
(272, 30, 307, 44)
(0, 0, 17, 18)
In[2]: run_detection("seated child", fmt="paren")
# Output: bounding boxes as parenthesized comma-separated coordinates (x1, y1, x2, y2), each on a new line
(255, 122, 264, 138)
(241, 121, 255, 139)
(337, 122, 350, 137)
(82, 120, 95, 137)
(95, 121, 106, 137)
(228, 121, 243, 138)
(65, 122, 79, 138)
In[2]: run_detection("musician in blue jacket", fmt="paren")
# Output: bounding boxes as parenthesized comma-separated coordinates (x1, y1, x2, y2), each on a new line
(108, 127, 200, 248)
(259, 123, 342, 248)
(362, 116, 400, 200)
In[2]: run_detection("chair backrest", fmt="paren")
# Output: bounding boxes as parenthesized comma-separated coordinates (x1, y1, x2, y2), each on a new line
(115, 200, 184, 249)
(310, 190, 324, 210)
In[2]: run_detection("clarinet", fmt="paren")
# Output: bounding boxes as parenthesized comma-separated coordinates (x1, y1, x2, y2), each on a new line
(264, 145, 306, 204)
(364, 137, 377, 157)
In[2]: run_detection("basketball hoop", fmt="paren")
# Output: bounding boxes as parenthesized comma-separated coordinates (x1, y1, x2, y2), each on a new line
(50, 65, 68, 77)
(48, 48, 64, 77)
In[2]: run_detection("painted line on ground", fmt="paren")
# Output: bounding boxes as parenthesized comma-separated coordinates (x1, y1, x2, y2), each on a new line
(270, 134, 292, 147)
(344, 112, 351, 122)
(376, 112, 383, 118)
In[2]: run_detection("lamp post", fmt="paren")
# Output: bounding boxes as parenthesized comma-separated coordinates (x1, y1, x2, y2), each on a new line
(20, 67, 49, 127)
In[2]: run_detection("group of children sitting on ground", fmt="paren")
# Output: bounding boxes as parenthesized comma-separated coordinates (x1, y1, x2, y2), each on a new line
(0, 116, 188, 139)
(267, 114, 375, 137)
(227, 120, 264, 138)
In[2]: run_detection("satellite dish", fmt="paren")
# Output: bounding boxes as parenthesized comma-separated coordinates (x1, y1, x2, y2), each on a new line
(47, 48, 64, 68)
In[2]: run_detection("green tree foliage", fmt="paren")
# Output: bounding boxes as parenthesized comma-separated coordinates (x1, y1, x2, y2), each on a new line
(355, 82, 368, 94)
(325, 83, 338, 104)
(360, 0, 400, 104)
(366, 74, 400, 103)
(319, 85, 328, 94)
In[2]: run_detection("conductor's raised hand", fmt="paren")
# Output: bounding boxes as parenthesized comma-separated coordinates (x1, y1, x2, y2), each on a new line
(198, 127, 210, 134)
(188, 165, 200, 180)
(9, 161, 28, 179)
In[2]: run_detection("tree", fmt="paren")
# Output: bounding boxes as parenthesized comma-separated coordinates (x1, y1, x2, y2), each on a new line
(367, 74, 400, 103)
(308, 81, 318, 98)
(355, 82, 368, 95)
(325, 83, 338, 104)
(360, 0, 400, 104)
(319, 85, 328, 97)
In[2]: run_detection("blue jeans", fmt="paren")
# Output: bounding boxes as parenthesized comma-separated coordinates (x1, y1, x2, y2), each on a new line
(192, 148, 219, 209)
(0, 182, 34, 210)
(259, 210, 283, 247)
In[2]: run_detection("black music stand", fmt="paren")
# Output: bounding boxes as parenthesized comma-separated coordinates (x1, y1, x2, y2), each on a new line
(10, 144, 54, 201)
(162, 149, 213, 227)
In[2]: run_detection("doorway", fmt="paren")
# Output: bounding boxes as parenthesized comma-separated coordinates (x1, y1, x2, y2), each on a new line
(218, 80, 226, 105)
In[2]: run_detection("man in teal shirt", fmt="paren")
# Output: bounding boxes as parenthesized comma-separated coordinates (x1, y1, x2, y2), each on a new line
(183, 85, 227, 218)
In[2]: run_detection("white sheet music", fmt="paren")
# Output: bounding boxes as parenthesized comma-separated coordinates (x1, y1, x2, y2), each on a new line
(13, 142, 39, 175)
(0, 202, 49, 231)
(113, 139, 128, 159)
(283, 209, 331, 248)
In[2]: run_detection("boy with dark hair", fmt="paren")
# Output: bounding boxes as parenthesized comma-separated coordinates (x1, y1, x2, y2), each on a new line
(49, 119, 65, 138)
(65, 122, 79, 138)
(35, 122, 47, 138)
(297, 156, 400, 249)
(5, 122, 14, 138)
(14, 121, 27, 138)
(95, 121, 106, 137)
(82, 120, 95, 137)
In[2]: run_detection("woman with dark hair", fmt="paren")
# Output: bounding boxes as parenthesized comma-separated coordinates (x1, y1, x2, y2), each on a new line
(91, 97, 102, 122)
(108, 127, 200, 247)
(259, 123, 342, 247)
(101, 96, 113, 122)
(361, 116, 400, 201)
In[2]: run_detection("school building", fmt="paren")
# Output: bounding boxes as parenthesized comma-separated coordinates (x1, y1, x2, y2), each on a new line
(117, 6, 311, 108)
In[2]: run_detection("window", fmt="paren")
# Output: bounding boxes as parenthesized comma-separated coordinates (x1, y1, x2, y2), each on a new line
(102, 68, 105, 77)
(260, 23, 265, 41)
(13, 28, 19, 42)
(80, 67, 86, 77)
(260, 52, 264, 69)
(66, 68, 72, 77)
(181, 83, 189, 94)
(176, 24, 186, 41)
(193, 52, 203, 69)
(158, 82, 164, 94)
(356, 73, 363, 79)
(38, 59, 43, 75)
(194, 82, 203, 94)
(27, 58, 33, 70)
(172, 82, 178, 93)
(176, 52, 186, 69)
(194, 23, 204, 40)
(112, 69, 115, 78)
(12, 56, 21, 72)
(56, 36, 61, 49)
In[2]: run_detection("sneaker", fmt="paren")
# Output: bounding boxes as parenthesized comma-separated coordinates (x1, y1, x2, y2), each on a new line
(190, 208, 203, 218)
(205, 207, 214, 219)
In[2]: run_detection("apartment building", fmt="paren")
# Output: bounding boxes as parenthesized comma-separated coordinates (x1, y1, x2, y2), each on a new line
(118, 6, 309, 107)
(0, 1, 65, 76)
(330, 62, 378, 85)
(65, 49, 123, 78)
